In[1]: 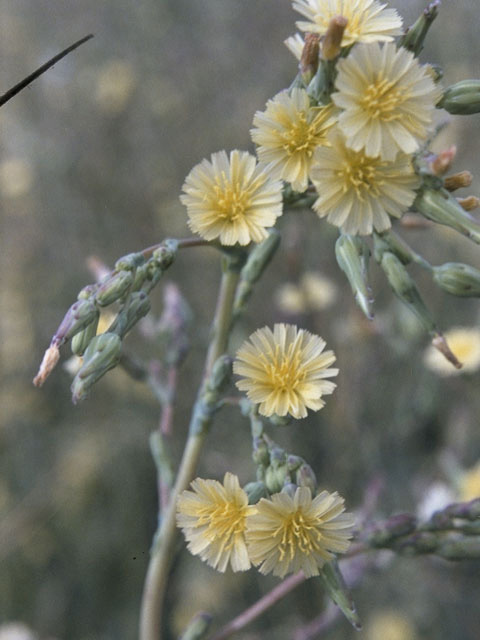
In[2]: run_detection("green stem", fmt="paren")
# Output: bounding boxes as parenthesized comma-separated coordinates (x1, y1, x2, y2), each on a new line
(139, 258, 241, 640)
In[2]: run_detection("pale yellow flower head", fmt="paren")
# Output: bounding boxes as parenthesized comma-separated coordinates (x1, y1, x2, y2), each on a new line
(293, 0, 402, 47)
(332, 42, 443, 160)
(180, 150, 283, 246)
(423, 327, 480, 376)
(233, 323, 338, 419)
(176, 472, 254, 573)
(251, 89, 336, 192)
(246, 486, 354, 578)
(366, 610, 417, 640)
(311, 131, 420, 235)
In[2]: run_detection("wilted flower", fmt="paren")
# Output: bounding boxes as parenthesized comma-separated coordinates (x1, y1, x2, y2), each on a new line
(180, 150, 283, 246)
(176, 473, 254, 572)
(233, 323, 338, 419)
(246, 486, 354, 578)
(423, 327, 480, 376)
(332, 42, 442, 160)
(311, 131, 419, 235)
(293, 0, 402, 47)
(251, 89, 336, 192)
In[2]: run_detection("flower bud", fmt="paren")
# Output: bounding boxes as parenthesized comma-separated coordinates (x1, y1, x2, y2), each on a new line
(152, 239, 178, 270)
(399, 0, 440, 57)
(108, 291, 151, 338)
(252, 437, 270, 467)
(71, 332, 122, 403)
(234, 230, 280, 315)
(114, 252, 145, 271)
(71, 311, 99, 355)
(319, 561, 361, 630)
(52, 299, 98, 347)
(265, 464, 289, 494)
(380, 252, 436, 332)
(296, 463, 317, 492)
(286, 455, 303, 472)
(335, 234, 373, 319)
(444, 171, 473, 192)
(430, 145, 456, 176)
(207, 354, 231, 393)
(432, 262, 480, 297)
(179, 612, 212, 640)
(244, 481, 268, 504)
(439, 79, 480, 115)
(95, 270, 134, 306)
(414, 188, 480, 244)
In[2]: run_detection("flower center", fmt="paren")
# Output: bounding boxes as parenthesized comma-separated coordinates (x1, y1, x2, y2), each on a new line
(196, 500, 246, 549)
(360, 77, 406, 121)
(264, 343, 306, 392)
(281, 112, 324, 158)
(338, 152, 384, 201)
(276, 509, 322, 561)
(213, 171, 251, 221)
(452, 339, 476, 362)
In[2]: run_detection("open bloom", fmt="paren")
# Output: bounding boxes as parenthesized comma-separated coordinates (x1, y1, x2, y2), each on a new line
(180, 150, 283, 246)
(293, 0, 402, 47)
(332, 42, 442, 160)
(176, 472, 254, 572)
(246, 486, 354, 578)
(310, 131, 420, 234)
(233, 323, 338, 419)
(423, 327, 480, 376)
(251, 89, 336, 192)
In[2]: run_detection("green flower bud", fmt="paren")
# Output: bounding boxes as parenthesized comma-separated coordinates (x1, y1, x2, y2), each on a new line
(77, 284, 98, 300)
(335, 234, 373, 319)
(207, 355, 231, 394)
(71, 311, 99, 356)
(71, 332, 122, 403)
(439, 79, 480, 115)
(234, 230, 280, 315)
(108, 292, 151, 338)
(131, 263, 149, 291)
(380, 252, 437, 333)
(433, 262, 480, 297)
(265, 463, 289, 494)
(53, 299, 98, 347)
(95, 270, 134, 306)
(244, 481, 269, 504)
(414, 187, 480, 244)
(252, 437, 270, 467)
(152, 239, 178, 270)
(296, 463, 317, 492)
(319, 560, 361, 630)
(179, 612, 212, 640)
(114, 252, 145, 271)
(286, 455, 303, 472)
(399, 1, 440, 57)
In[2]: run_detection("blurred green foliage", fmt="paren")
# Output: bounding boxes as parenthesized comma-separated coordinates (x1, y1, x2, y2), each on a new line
(1, 1, 480, 639)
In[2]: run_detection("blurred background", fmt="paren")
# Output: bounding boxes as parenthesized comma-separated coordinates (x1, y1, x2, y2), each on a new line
(1, 0, 480, 638)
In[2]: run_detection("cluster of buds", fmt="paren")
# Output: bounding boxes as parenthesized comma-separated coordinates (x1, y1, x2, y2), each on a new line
(34, 239, 178, 402)
(358, 498, 480, 560)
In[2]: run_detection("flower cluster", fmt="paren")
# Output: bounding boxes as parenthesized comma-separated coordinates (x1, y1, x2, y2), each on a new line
(177, 473, 354, 577)
(180, 0, 448, 239)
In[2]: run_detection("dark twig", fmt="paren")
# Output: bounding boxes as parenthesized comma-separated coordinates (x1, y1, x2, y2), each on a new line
(0, 34, 93, 107)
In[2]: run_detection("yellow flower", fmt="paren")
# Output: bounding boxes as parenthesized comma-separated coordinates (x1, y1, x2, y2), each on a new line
(293, 0, 402, 47)
(180, 150, 283, 246)
(246, 486, 354, 578)
(233, 323, 338, 419)
(310, 131, 420, 235)
(250, 89, 336, 192)
(423, 327, 480, 376)
(176, 472, 254, 572)
(332, 42, 443, 160)
(458, 461, 480, 501)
